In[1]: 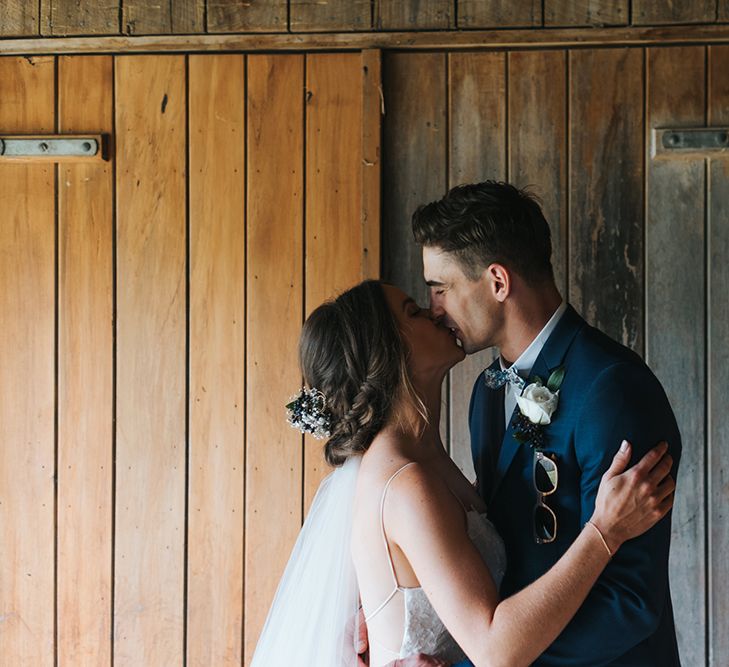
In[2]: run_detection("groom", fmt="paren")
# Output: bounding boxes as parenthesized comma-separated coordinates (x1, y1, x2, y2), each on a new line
(406, 181, 682, 666)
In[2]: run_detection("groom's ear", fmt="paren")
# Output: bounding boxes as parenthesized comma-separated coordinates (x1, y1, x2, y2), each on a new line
(486, 263, 510, 302)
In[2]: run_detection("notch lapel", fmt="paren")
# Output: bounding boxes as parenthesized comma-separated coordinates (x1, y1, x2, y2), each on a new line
(489, 305, 585, 501)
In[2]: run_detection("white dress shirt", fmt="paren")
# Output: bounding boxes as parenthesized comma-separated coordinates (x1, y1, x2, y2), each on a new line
(499, 301, 567, 424)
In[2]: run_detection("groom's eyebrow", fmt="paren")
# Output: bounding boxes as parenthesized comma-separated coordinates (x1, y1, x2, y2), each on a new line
(425, 280, 445, 287)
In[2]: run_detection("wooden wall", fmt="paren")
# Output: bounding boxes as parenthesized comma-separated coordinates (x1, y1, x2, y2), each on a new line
(0, 0, 728, 36)
(381, 46, 728, 667)
(0, 51, 379, 666)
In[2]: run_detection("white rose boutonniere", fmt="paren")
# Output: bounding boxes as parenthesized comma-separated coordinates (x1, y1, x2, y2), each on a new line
(513, 366, 566, 448)
(516, 383, 559, 425)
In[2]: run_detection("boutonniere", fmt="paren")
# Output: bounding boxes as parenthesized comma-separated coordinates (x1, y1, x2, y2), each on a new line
(513, 366, 565, 448)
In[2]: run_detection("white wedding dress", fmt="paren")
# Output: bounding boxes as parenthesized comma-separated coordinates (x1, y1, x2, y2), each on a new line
(250, 456, 506, 667)
(364, 463, 507, 666)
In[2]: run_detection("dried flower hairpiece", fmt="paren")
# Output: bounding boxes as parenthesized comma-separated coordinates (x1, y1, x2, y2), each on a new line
(285, 387, 333, 439)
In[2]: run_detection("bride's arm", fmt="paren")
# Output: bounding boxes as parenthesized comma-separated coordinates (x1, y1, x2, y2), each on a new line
(386, 442, 674, 667)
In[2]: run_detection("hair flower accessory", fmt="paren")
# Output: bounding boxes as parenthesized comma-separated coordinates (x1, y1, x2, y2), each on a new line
(286, 387, 333, 439)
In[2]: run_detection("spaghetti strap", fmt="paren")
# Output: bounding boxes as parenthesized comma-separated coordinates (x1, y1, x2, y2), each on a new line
(364, 461, 417, 624)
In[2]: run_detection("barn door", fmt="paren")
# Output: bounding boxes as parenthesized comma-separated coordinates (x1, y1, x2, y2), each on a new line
(0, 51, 381, 666)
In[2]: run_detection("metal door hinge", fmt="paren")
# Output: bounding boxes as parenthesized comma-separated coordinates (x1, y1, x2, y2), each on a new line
(0, 134, 108, 162)
(652, 127, 729, 159)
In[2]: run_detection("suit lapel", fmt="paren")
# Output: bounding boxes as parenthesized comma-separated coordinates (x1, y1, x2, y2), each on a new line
(490, 305, 585, 501)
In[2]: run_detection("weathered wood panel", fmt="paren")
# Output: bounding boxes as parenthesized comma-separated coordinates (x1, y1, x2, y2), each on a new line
(720, 0, 729, 21)
(188, 54, 246, 666)
(362, 49, 382, 281)
(303, 53, 364, 510)
(508, 50, 567, 295)
(633, 0, 716, 25)
(568, 48, 644, 353)
(645, 45, 706, 666)
(57, 54, 114, 667)
(382, 53, 447, 306)
(545, 0, 628, 26)
(447, 52, 506, 478)
(0, 1, 39, 36)
(291, 0, 371, 31)
(45, 0, 119, 35)
(376, 0, 453, 29)
(245, 54, 305, 664)
(0, 54, 56, 667)
(207, 0, 287, 32)
(114, 55, 187, 666)
(123, 0, 204, 35)
(458, 0, 541, 27)
(708, 44, 729, 667)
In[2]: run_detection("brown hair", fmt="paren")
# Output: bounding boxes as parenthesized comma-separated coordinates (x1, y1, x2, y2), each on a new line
(299, 280, 423, 466)
(412, 180, 554, 285)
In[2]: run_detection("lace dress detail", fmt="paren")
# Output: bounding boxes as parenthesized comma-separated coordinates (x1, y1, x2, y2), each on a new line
(366, 463, 507, 664)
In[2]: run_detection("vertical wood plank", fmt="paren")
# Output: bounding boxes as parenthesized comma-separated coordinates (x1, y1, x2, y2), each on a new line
(114, 55, 187, 666)
(123, 0, 205, 34)
(508, 50, 568, 296)
(568, 48, 644, 353)
(376, 0, 453, 29)
(47, 0, 119, 35)
(645, 45, 707, 667)
(544, 0, 628, 26)
(720, 0, 729, 21)
(382, 53, 447, 307)
(633, 0, 716, 25)
(458, 0, 541, 27)
(245, 54, 304, 664)
(290, 0, 371, 31)
(447, 52, 506, 478)
(0, 55, 55, 667)
(0, 1, 40, 36)
(57, 54, 114, 667)
(708, 44, 729, 667)
(207, 0, 287, 32)
(188, 54, 246, 666)
(303, 53, 365, 511)
(362, 49, 382, 281)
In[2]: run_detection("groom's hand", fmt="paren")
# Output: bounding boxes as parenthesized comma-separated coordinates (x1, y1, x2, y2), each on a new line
(386, 655, 449, 667)
(357, 606, 369, 666)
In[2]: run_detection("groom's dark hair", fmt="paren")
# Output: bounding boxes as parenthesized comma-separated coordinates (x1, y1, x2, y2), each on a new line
(412, 181, 554, 285)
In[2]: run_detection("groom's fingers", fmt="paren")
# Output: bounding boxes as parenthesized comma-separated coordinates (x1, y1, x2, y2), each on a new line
(602, 440, 632, 481)
(357, 606, 368, 655)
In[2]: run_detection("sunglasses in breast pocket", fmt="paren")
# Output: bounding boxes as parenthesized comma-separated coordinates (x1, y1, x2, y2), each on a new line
(533, 450, 558, 544)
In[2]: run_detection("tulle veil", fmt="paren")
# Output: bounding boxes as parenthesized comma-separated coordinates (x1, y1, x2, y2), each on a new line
(250, 454, 362, 666)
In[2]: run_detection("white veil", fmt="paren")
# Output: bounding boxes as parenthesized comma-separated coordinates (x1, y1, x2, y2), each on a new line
(250, 454, 362, 666)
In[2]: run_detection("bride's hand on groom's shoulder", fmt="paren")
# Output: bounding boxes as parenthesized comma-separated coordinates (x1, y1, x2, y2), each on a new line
(591, 439, 675, 553)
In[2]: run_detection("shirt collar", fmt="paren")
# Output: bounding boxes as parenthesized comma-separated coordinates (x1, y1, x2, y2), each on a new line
(499, 300, 567, 378)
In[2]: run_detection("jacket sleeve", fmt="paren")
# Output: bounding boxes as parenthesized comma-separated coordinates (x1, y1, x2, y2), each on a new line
(538, 361, 682, 666)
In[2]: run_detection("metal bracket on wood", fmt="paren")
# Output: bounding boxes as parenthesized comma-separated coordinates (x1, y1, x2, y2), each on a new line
(0, 134, 108, 162)
(652, 127, 729, 160)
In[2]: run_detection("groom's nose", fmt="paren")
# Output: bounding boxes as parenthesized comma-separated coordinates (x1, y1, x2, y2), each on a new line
(429, 290, 446, 319)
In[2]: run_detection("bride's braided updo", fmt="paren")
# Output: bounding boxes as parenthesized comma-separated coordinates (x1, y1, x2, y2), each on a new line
(299, 280, 420, 466)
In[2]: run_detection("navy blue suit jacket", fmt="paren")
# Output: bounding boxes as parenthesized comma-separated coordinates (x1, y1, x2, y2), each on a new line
(464, 305, 682, 666)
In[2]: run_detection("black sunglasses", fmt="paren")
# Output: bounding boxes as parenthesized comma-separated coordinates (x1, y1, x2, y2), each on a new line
(533, 450, 558, 544)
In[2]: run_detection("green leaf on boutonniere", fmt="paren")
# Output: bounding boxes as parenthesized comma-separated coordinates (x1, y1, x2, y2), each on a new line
(529, 374, 543, 386)
(547, 365, 566, 392)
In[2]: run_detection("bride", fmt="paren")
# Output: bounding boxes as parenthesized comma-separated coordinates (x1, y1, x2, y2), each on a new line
(251, 280, 674, 667)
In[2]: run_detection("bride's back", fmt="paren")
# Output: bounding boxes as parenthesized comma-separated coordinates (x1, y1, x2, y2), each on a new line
(352, 441, 420, 666)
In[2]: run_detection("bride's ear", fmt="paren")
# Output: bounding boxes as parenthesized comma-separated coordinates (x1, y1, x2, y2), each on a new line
(486, 263, 511, 302)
